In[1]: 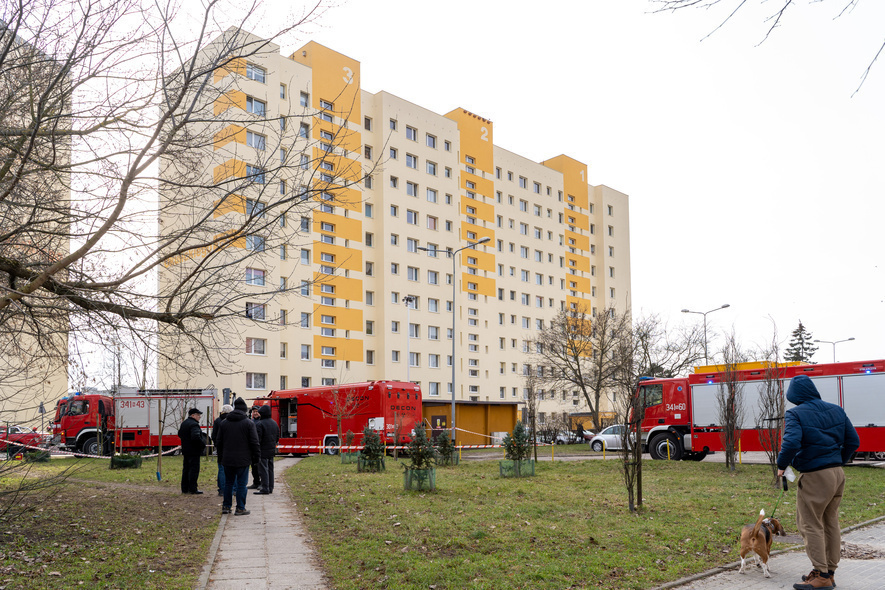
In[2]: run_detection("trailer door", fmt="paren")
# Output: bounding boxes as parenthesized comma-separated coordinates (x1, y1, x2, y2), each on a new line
(841, 374, 885, 426)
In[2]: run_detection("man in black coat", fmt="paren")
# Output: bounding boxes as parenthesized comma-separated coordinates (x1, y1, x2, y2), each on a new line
(178, 408, 206, 494)
(211, 404, 233, 496)
(216, 397, 260, 515)
(247, 405, 263, 489)
(254, 405, 280, 495)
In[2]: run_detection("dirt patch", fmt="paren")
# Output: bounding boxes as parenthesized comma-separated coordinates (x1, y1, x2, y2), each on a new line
(0, 478, 219, 589)
(842, 542, 885, 560)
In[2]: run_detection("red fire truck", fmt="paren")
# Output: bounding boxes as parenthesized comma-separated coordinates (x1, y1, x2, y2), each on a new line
(257, 381, 423, 454)
(635, 359, 885, 461)
(51, 389, 216, 455)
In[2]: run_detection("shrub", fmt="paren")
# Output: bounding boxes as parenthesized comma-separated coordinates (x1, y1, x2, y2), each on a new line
(435, 430, 457, 466)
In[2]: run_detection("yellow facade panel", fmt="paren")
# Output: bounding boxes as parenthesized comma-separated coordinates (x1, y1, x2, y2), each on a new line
(312, 122, 361, 153)
(314, 243, 363, 272)
(313, 274, 363, 302)
(290, 41, 361, 125)
(308, 307, 363, 332)
(312, 334, 363, 362)
(214, 89, 246, 116)
(564, 230, 590, 251)
(312, 184, 362, 212)
(213, 58, 246, 83)
(461, 249, 496, 273)
(314, 211, 361, 241)
(566, 254, 590, 273)
(459, 223, 494, 245)
(445, 108, 494, 173)
(213, 125, 246, 151)
(463, 174, 494, 199)
(542, 155, 589, 209)
(462, 274, 496, 298)
(311, 148, 363, 184)
(212, 193, 245, 218)
(565, 211, 589, 231)
(213, 158, 247, 184)
(460, 197, 495, 223)
(566, 275, 592, 294)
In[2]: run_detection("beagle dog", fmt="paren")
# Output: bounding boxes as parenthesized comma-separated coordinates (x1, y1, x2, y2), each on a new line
(738, 509, 786, 577)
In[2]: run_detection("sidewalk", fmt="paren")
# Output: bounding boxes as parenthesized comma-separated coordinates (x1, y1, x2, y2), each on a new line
(657, 518, 885, 589)
(198, 457, 329, 590)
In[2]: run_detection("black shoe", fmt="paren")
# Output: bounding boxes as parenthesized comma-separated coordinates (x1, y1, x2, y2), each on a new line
(234, 508, 250, 516)
(221, 508, 231, 515)
(191, 490, 204, 495)
(246, 484, 260, 489)
(254, 490, 269, 495)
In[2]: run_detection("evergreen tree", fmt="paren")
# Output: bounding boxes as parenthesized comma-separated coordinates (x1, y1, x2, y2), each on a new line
(503, 421, 532, 462)
(407, 424, 437, 470)
(360, 426, 385, 463)
(784, 321, 818, 364)
(434, 430, 456, 466)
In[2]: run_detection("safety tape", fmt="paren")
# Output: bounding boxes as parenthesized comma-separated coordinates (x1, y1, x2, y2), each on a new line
(1, 440, 183, 460)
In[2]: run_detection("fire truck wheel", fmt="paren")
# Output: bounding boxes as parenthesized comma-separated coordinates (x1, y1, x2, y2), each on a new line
(873, 452, 885, 461)
(7, 445, 23, 456)
(81, 436, 100, 456)
(649, 433, 682, 461)
(324, 437, 339, 455)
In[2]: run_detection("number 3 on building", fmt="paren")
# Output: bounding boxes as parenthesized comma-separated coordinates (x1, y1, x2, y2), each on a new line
(480, 126, 488, 142)
(343, 67, 354, 85)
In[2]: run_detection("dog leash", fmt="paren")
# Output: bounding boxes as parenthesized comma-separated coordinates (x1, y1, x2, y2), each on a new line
(770, 475, 788, 520)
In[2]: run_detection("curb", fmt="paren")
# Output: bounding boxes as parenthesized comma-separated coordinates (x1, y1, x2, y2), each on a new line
(650, 514, 885, 590)
(196, 511, 227, 590)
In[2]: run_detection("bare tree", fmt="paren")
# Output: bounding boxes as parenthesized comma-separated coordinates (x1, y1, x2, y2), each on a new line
(521, 369, 541, 462)
(531, 303, 631, 432)
(1, 0, 368, 407)
(650, 0, 884, 93)
(756, 325, 785, 485)
(717, 330, 747, 472)
(327, 385, 367, 455)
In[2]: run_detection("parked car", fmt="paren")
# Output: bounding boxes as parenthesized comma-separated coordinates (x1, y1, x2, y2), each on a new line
(580, 429, 595, 441)
(0, 425, 47, 453)
(554, 431, 579, 445)
(588, 424, 633, 452)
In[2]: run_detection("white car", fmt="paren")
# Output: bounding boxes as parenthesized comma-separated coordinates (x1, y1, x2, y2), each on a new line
(588, 424, 632, 452)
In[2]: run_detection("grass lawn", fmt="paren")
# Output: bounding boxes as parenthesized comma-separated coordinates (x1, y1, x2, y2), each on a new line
(286, 455, 885, 590)
(0, 455, 221, 589)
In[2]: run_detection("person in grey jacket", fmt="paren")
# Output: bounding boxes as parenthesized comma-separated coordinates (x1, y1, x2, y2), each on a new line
(254, 405, 280, 495)
(216, 398, 260, 515)
(777, 375, 859, 590)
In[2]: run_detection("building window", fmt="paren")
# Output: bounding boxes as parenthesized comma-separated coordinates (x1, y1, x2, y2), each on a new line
(364, 116, 372, 131)
(366, 350, 375, 365)
(300, 312, 311, 327)
(390, 147, 398, 160)
(406, 181, 418, 197)
(390, 119, 397, 131)
(246, 96, 266, 115)
(246, 131, 266, 150)
(245, 268, 265, 286)
(246, 63, 266, 83)
(300, 344, 311, 360)
(426, 161, 437, 175)
(301, 249, 311, 264)
(245, 165, 265, 184)
(426, 134, 436, 148)
(245, 337, 266, 355)
(245, 372, 266, 389)
(406, 153, 417, 168)
(407, 266, 419, 281)
(366, 320, 374, 335)
(246, 235, 265, 252)
(406, 210, 418, 225)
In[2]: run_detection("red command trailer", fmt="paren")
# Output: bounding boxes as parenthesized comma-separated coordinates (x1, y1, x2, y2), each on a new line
(258, 381, 423, 454)
(635, 359, 885, 461)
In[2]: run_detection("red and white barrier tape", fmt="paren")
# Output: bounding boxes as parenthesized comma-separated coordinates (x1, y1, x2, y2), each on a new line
(1, 440, 182, 460)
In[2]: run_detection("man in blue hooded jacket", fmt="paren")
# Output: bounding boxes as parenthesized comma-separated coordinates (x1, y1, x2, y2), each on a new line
(777, 375, 859, 590)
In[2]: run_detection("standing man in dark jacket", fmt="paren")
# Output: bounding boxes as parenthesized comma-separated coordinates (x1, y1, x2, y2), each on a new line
(178, 408, 206, 495)
(216, 398, 260, 515)
(254, 405, 280, 495)
(211, 404, 233, 496)
(777, 375, 859, 590)
(247, 405, 263, 490)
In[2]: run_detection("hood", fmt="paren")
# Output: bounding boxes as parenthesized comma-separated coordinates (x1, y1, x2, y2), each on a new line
(259, 405, 271, 419)
(225, 409, 248, 422)
(786, 375, 822, 406)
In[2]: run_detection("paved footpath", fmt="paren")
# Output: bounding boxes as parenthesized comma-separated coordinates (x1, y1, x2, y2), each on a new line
(198, 457, 329, 590)
(656, 519, 885, 590)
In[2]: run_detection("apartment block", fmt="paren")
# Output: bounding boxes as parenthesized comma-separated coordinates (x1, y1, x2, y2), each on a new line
(158, 30, 631, 426)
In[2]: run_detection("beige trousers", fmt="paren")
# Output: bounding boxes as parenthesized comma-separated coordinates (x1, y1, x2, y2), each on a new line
(796, 466, 845, 574)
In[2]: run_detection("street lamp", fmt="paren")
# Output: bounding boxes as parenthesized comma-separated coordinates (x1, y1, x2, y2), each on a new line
(813, 337, 855, 363)
(419, 235, 490, 444)
(403, 296, 415, 382)
(681, 304, 730, 365)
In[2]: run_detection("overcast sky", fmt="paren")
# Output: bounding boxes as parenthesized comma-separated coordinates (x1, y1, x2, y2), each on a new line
(261, 0, 885, 363)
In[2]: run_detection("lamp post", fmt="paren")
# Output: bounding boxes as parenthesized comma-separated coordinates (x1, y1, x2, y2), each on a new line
(419, 236, 490, 444)
(403, 295, 415, 381)
(681, 304, 730, 365)
(813, 337, 854, 363)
